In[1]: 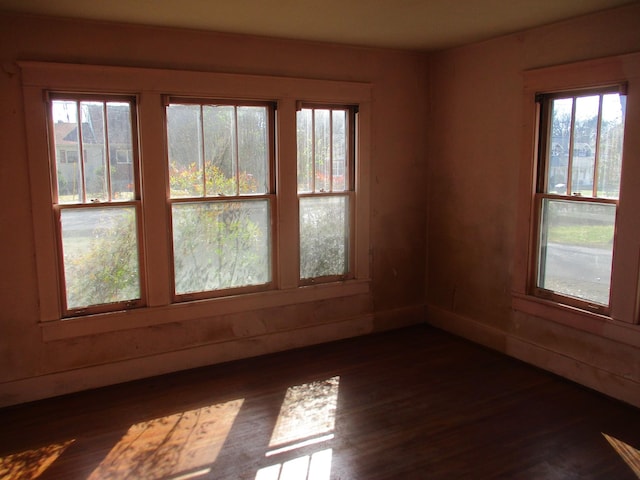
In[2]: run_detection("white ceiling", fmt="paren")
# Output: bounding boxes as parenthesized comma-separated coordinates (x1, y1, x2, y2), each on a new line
(0, 0, 636, 51)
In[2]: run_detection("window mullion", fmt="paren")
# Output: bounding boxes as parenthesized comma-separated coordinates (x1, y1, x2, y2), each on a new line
(139, 91, 172, 306)
(277, 99, 300, 290)
(76, 101, 87, 204)
(311, 109, 316, 194)
(566, 97, 576, 195)
(329, 109, 333, 192)
(592, 95, 604, 198)
(200, 105, 207, 197)
(103, 103, 113, 202)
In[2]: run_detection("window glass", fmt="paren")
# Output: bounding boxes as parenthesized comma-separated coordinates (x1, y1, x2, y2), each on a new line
(172, 200, 271, 294)
(299, 196, 349, 279)
(538, 199, 616, 306)
(61, 206, 140, 310)
(597, 94, 626, 198)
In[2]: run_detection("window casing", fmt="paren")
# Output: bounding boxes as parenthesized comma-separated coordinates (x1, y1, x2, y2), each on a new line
(20, 62, 371, 339)
(514, 52, 640, 336)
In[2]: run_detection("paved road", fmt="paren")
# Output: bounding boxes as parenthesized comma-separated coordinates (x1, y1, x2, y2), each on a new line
(541, 242, 612, 305)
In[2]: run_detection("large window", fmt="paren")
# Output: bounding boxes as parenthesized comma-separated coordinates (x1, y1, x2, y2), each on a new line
(48, 95, 144, 316)
(297, 106, 355, 282)
(166, 100, 275, 298)
(514, 52, 640, 330)
(21, 62, 371, 337)
(534, 89, 626, 313)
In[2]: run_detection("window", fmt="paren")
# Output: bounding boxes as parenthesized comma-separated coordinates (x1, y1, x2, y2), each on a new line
(48, 95, 144, 316)
(514, 52, 640, 330)
(165, 100, 275, 298)
(297, 106, 355, 282)
(21, 61, 371, 338)
(534, 89, 626, 313)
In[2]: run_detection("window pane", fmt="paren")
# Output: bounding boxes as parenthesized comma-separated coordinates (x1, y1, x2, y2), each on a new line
(597, 94, 625, 199)
(314, 110, 331, 193)
(52, 100, 83, 203)
(237, 106, 268, 194)
(538, 199, 615, 306)
(300, 196, 349, 279)
(332, 110, 347, 191)
(81, 102, 108, 202)
(167, 104, 204, 198)
(547, 98, 572, 195)
(203, 105, 236, 196)
(107, 102, 135, 201)
(172, 200, 271, 294)
(61, 207, 140, 310)
(571, 95, 599, 196)
(297, 109, 313, 193)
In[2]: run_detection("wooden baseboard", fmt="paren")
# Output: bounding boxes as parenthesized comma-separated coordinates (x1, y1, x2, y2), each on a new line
(0, 305, 425, 408)
(426, 304, 640, 408)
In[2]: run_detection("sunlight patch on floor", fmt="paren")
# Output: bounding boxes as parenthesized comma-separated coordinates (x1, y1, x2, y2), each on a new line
(603, 433, 640, 478)
(257, 376, 339, 480)
(256, 448, 333, 480)
(269, 376, 339, 447)
(88, 399, 244, 480)
(0, 439, 75, 479)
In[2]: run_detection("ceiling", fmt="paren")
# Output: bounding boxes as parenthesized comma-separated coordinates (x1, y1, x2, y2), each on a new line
(0, 0, 636, 51)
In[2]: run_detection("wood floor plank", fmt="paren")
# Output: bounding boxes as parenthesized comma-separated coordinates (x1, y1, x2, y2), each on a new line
(1, 325, 639, 479)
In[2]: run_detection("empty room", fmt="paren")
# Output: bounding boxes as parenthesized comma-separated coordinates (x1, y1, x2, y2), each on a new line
(0, 1, 639, 478)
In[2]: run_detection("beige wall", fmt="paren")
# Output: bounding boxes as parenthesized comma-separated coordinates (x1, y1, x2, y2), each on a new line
(2, 3, 639, 407)
(427, 4, 640, 406)
(0, 13, 428, 405)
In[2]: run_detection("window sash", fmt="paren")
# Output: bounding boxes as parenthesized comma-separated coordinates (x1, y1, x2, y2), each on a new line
(532, 87, 627, 315)
(47, 94, 145, 317)
(166, 99, 276, 299)
(297, 105, 356, 283)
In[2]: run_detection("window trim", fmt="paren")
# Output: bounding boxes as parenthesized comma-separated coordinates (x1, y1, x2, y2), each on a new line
(20, 61, 372, 339)
(513, 52, 640, 337)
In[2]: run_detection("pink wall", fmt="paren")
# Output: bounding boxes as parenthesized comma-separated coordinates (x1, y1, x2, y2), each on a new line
(0, 13, 428, 404)
(427, 4, 640, 405)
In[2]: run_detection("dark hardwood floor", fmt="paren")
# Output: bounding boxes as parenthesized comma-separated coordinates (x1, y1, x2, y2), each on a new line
(1, 324, 639, 479)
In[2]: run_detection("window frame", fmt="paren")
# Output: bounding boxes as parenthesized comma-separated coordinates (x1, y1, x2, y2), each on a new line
(20, 61, 372, 340)
(297, 103, 357, 285)
(531, 87, 626, 316)
(46, 93, 147, 317)
(513, 52, 640, 339)
(164, 97, 278, 301)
